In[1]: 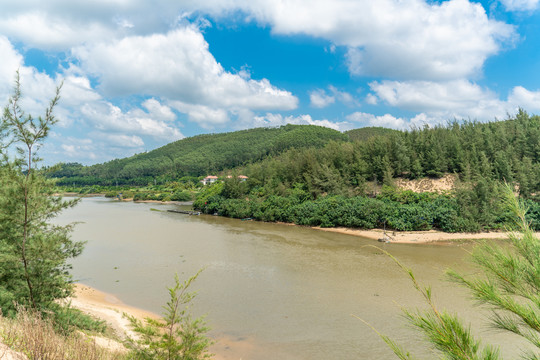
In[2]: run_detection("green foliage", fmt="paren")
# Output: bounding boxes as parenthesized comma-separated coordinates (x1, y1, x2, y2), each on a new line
(193, 182, 224, 210)
(0, 71, 84, 316)
(196, 185, 513, 232)
(126, 271, 213, 360)
(49, 304, 108, 335)
(345, 126, 401, 142)
(170, 190, 193, 202)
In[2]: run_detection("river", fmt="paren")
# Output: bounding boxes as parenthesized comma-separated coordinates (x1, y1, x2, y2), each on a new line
(56, 197, 524, 359)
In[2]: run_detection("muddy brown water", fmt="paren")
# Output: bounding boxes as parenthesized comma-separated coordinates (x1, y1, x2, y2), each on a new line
(56, 197, 526, 359)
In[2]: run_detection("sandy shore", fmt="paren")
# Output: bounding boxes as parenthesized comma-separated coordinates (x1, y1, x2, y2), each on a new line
(72, 284, 256, 360)
(71, 284, 159, 340)
(312, 226, 516, 244)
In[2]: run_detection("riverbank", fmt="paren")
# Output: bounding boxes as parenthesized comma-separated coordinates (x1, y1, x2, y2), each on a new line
(72, 284, 257, 360)
(312, 226, 513, 243)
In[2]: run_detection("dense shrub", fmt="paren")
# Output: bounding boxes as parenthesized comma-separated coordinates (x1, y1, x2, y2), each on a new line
(170, 190, 193, 201)
(195, 187, 540, 232)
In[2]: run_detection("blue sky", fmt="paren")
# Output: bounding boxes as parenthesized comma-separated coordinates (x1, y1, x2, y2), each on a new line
(0, 0, 539, 165)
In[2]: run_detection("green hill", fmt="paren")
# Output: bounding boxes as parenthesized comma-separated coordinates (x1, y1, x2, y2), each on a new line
(52, 124, 347, 185)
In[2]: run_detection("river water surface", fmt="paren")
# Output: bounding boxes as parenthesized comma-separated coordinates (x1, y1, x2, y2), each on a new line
(57, 197, 524, 359)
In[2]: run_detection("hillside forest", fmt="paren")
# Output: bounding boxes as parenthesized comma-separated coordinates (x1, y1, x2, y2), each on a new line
(53, 110, 540, 233)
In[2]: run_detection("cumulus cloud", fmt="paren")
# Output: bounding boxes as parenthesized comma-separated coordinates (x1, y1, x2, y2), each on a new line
(0, 12, 115, 50)
(168, 101, 230, 128)
(223, 0, 516, 80)
(309, 86, 357, 108)
(80, 101, 183, 141)
(0, 36, 66, 122)
(500, 0, 539, 11)
(507, 86, 540, 112)
(310, 89, 335, 108)
(251, 113, 351, 131)
(1, 1, 517, 80)
(0, 36, 23, 93)
(368, 79, 496, 112)
(346, 112, 407, 129)
(49, 134, 143, 164)
(142, 98, 176, 122)
(56, 137, 97, 162)
(73, 27, 297, 107)
(364, 79, 540, 127)
(72, 26, 298, 126)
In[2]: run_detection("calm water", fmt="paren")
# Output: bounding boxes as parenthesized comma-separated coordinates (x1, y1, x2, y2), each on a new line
(56, 197, 524, 359)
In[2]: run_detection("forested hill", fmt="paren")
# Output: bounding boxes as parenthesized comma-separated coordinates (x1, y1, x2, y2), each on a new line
(51, 124, 347, 185)
(240, 110, 540, 198)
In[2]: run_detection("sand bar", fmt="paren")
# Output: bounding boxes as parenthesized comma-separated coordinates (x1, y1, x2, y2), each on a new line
(312, 226, 518, 244)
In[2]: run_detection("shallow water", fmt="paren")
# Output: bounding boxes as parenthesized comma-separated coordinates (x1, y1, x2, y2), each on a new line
(56, 197, 525, 359)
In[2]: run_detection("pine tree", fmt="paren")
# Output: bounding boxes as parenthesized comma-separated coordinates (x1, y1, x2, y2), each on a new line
(0, 71, 83, 316)
(126, 271, 213, 360)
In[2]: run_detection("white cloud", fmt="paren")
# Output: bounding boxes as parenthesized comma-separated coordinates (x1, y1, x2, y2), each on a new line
(346, 112, 407, 129)
(51, 133, 144, 164)
(51, 136, 98, 162)
(80, 101, 183, 141)
(226, 0, 516, 80)
(500, 0, 539, 11)
(363, 80, 540, 128)
(71, 26, 297, 127)
(168, 101, 230, 128)
(252, 113, 351, 131)
(368, 79, 496, 112)
(100, 134, 145, 148)
(0, 12, 114, 50)
(0, 37, 65, 122)
(142, 98, 176, 122)
(61, 76, 102, 106)
(0, 1, 531, 163)
(0, 36, 23, 94)
(309, 86, 357, 108)
(73, 27, 298, 110)
(310, 89, 335, 108)
(1, 1, 517, 80)
(507, 86, 540, 112)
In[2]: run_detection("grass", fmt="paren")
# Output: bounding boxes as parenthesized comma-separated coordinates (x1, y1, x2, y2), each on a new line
(0, 308, 127, 360)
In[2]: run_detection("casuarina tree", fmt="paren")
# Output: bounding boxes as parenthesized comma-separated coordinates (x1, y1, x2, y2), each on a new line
(0, 71, 83, 317)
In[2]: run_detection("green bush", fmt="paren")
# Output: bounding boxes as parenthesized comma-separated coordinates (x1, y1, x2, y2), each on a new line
(170, 190, 193, 202)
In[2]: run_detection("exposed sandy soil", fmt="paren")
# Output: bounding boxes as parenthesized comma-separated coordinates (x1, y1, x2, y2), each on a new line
(394, 173, 457, 193)
(0, 344, 27, 360)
